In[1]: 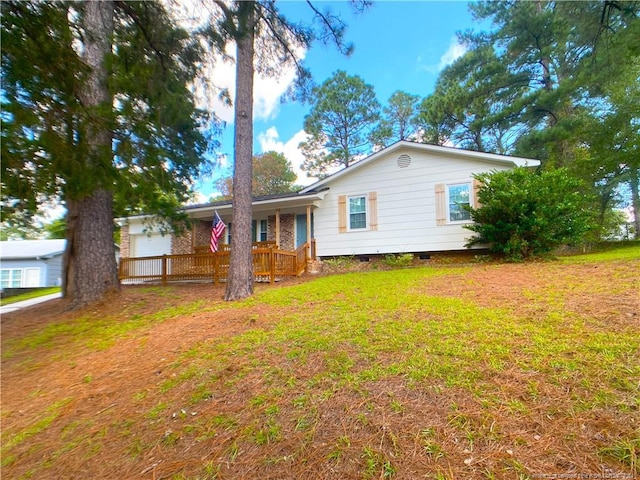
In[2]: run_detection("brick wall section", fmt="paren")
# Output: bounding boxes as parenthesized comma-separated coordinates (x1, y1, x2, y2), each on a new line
(267, 214, 294, 250)
(194, 220, 212, 247)
(170, 221, 217, 254)
(120, 225, 130, 258)
(171, 228, 192, 255)
(281, 214, 295, 250)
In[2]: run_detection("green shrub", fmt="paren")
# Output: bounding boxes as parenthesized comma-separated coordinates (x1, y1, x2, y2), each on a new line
(382, 253, 414, 268)
(465, 167, 595, 261)
(323, 256, 356, 269)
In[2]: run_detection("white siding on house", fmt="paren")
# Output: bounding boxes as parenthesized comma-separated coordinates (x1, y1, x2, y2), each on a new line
(313, 149, 512, 257)
(127, 219, 164, 236)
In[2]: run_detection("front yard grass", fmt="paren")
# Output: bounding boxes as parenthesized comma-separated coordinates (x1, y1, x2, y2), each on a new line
(1, 245, 638, 479)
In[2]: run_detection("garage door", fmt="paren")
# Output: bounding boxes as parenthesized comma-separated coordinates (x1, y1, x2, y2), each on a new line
(131, 233, 172, 258)
(128, 233, 172, 280)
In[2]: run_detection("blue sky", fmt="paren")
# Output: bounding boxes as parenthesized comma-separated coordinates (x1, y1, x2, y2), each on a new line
(194, 1, 481, 200)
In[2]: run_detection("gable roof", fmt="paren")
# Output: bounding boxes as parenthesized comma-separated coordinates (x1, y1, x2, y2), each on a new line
(300, 141, 541, 194)
(118, 142, 541, 224)
(0, 239, 66, 260)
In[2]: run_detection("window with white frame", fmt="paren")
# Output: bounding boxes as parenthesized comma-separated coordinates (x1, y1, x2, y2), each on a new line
(447, 183, 471, 222)
(1, 269, 24, 288)
(260, 219, 268, 241)
(348, 195, 367, 230)
(251, 219, 268, 242)
(338, 192, 378, 233)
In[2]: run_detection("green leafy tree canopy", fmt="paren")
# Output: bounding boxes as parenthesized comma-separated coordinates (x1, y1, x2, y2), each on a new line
(420, 0, 639, 239)
(1, 1, 211, 223)
(213, 151, 298, 199)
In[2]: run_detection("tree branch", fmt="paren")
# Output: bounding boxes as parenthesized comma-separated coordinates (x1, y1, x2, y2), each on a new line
(114, 1, 167, 71)
(255, 4, 305, 76)
(304, 0, 351, 55)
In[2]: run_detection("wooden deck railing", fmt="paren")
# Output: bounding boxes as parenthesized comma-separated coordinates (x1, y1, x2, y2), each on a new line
(119, 243, 310, 285)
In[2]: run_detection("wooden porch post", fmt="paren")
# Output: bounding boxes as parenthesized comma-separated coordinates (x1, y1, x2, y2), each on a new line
(191, 221, 196, 253)
(269, 246, 275, 284)
(275, 209, 280, 248)
(306, 205, 312, 260)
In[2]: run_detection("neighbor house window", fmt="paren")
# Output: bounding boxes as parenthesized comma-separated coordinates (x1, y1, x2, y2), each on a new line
(349, 195, 367, 230)
(447, 183, 471, 222)
(0, 269, 23, 288)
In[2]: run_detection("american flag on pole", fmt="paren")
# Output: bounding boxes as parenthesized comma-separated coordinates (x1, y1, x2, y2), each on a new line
(210, 211, 226, 252)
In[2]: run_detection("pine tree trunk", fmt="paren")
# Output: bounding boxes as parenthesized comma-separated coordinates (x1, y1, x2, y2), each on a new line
(65, 192, 119, 308)
(225, 2, 255, 301)
(63, 0, 119, 309)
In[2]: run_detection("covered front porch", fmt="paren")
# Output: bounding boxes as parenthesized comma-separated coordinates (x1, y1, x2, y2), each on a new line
(118, 191, 324, 285)
(183, 191, 322, 255)
(119, 240, 315, 285)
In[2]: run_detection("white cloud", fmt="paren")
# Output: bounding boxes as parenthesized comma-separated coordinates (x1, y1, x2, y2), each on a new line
(253, 60, 303, 121)
(257, 127, 314, 186)
(194, 51, 237, 124)
(168, 2, 307, 124)
(186, 191, 211, 206)
(194, 50, 306, 125)
(417, 37, 467, 74)
(438, 38, 467, 70)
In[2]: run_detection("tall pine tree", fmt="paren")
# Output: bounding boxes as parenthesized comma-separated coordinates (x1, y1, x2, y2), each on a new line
(1, 1, 210, 307)
(419, 0, 639, 238)
(300, 70, 380, 178)
(199, 1, 369, 300)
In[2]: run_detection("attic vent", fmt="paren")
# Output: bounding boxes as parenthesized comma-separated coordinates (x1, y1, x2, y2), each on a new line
(397, 154, 412, 168)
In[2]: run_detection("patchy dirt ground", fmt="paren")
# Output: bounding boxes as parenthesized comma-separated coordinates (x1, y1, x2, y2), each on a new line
(1, 257, 638, 480)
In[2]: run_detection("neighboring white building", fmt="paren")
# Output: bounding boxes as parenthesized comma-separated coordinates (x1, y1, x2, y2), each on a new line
(119, 141, 541, 260)
(0, 239, 66, 288)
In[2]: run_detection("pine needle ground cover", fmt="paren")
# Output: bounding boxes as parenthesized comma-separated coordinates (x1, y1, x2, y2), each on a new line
(1, 246, 638, 479)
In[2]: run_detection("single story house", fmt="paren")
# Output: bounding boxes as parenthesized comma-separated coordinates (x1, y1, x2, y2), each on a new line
(0, 239, 66, 288)
(118, 141, 540, 262)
